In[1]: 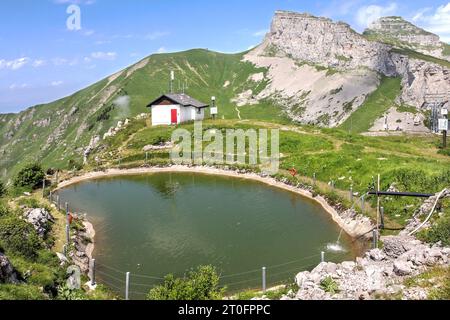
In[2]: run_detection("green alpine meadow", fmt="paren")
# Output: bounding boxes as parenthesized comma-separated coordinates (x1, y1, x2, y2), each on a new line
(0, 2, 449, 304)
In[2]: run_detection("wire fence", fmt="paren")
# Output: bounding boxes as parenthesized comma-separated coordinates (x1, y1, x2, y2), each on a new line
(88, 250, 348, 300)
(50, 188, 352, 300)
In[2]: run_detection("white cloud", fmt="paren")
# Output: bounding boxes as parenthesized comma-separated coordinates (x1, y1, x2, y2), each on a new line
(90, 51, 117, 60)
(156, 47, 167, 54)
(111, 31, 169, 41)
(32, 59, 46, 67)
(413, 3, 450, 43)
(52, 58, 69, 66)
(95, 40, 111, 45)
(113, 96, 130, 108)
(145, 31, 170, 40)
(51, 81, 64, 87)
(54, 0, 95, 5)
(83, 29, 95, 36)
(356, 3, 398, 28)
(321, 0, 362, 17)
(0, 57, 31, 70)
(9, 83, 29, 90)
(252, 29, 268, 37)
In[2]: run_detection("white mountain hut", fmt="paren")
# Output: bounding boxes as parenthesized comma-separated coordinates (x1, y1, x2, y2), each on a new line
(146, 93, 209, 126)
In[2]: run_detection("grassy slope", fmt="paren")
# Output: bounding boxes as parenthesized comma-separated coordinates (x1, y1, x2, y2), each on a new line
(339, 76, 401, 133)
(0, 49, 287, 182)
(90, 118, 450, 227)
(0, 193, 117, 300)
(0, 46, 447, 182)
(443, 44, 450, 56)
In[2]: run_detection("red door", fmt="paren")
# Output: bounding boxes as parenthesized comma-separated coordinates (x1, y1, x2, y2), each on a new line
(171, 109, 178, 124)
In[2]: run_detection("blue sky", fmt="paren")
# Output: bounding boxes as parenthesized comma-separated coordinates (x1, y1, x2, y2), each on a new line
(1, 0, 449, 113)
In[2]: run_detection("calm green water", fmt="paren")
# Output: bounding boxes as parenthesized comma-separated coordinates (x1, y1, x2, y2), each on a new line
(59, 172, 358, 299)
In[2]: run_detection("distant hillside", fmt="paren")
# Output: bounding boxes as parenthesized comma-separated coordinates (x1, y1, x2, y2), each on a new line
(0, 49, 287, 181)
(1, 10, 450, 182)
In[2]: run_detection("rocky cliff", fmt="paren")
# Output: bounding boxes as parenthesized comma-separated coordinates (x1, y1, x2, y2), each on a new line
(2, 10, 450, 180)
(258, 11, 397, 75)
(365, 16, 450, 61)
(244, 10, 450, 127)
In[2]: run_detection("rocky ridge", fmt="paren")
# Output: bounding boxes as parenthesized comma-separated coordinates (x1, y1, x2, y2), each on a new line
(243, 11, 450, 126)
(365, 16, 450, 61)
(278, 189, 450, 300)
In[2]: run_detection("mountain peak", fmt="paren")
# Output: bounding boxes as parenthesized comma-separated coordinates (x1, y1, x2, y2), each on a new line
(364, 16, 449, 60)
(367, 16, 437, 37)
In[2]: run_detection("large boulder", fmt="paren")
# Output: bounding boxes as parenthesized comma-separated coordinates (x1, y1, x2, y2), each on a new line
(0, 252, 19, 284)
(23, 208, 54, 237)
(393, 260, 414, 276)
(382, 236, 420, 258)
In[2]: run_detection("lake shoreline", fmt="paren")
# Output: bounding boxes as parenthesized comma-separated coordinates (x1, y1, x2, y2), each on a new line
(55, 166, 375, 239)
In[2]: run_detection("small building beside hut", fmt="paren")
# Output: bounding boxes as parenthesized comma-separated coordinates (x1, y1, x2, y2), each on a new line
(146, 93, 209, 126)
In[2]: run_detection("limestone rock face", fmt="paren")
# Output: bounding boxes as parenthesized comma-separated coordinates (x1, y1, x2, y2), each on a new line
(260, 11, 397, 75)
(392, 54, 450, 108)
(365, 16, 449, 61)
(243, 11, 450, 127)
(289, 239, 449, 300)
(23, 208, 54, 238)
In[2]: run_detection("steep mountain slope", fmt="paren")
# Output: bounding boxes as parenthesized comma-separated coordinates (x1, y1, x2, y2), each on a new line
(364, 16, 450, 62)
(0, 50, 287, 181)
(1, 10, 450, 181)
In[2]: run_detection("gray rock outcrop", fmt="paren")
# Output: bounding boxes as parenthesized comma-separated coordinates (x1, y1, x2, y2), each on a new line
(0, 252, 19, 284)
(365, 16, 449, 61)
(244, 11, 450, 127)
(284, 189, 450, 300)
(289, 239, 449, 300)
(261, 11, 397, 75)
(23, 208, 54, 237)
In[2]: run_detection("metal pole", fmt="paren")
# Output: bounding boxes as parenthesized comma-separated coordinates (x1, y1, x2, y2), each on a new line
(361, 196, 365, 214)
(377, 174, 381, 237)
(350, 186, 353, 203)
(444, 130, 447, 149)
(262, 267, 266, 294)
(321, 251, 325, 263)
(42, 178, 45, 197)
(49, 190, 52, 202)
(57, 195, 60, 210)
(380, 207, 385, 230)
(63, 244, 67, 256)
(66, 225, 70, 245)
(145, 152, 148, 163)
(65, 202, 70, 245)
(373, 230, 378, 249)
(91, 259, 96, 286)
(125, 272, 130, 300)
(443, 109, 448, 148)
(66, 202, 70, 226)
(313, 173, 316, 185)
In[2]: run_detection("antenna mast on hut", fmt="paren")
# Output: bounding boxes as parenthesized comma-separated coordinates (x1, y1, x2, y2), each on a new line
(170, 71, 175, 93)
